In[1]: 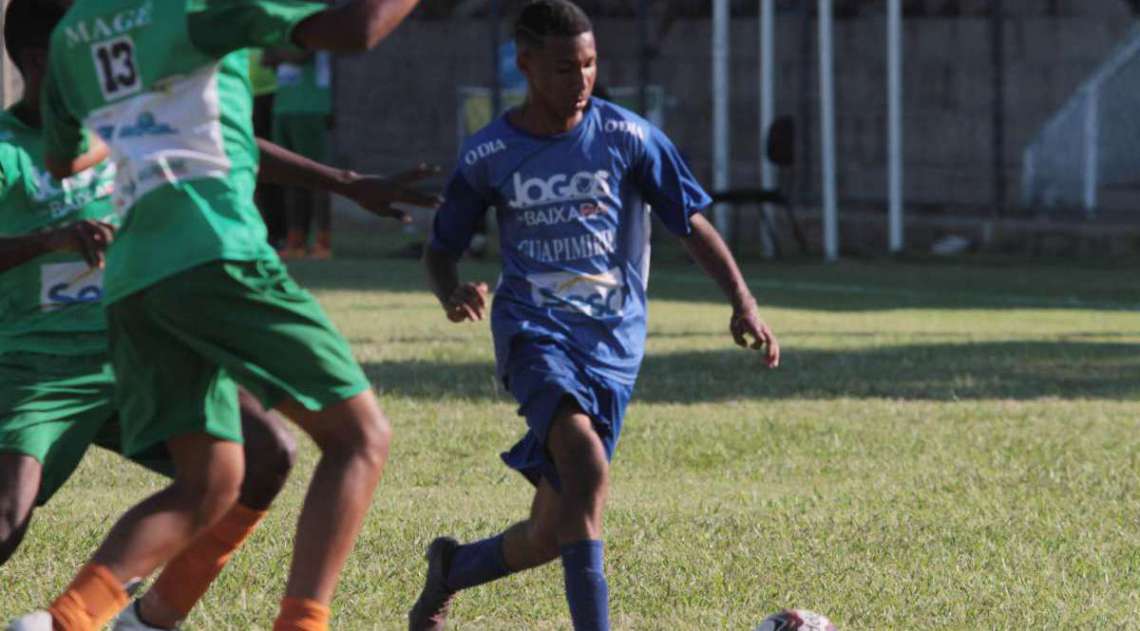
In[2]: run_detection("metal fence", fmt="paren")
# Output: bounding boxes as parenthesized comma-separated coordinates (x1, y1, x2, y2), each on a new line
(1022, 25, 1140, 215)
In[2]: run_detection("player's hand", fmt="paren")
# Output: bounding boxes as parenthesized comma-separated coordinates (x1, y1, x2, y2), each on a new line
(339, 164, 442, 224)
(445, 282, 490, 323)
(730, 302, 780, 368)
(45, 220, 117, 269)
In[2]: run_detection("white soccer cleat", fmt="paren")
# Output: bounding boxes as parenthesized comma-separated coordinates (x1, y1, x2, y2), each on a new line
(113, 601, 172, 631)
(6, 611, 52, 631)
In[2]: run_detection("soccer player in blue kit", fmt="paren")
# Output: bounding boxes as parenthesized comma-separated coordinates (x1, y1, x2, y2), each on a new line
(412, 1, 780, 630)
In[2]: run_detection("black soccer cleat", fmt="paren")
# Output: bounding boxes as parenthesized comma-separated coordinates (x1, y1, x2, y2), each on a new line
(408, 536, 460, 631)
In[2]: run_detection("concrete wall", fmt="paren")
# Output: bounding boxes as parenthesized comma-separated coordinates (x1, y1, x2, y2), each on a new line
(334, 15, 1135, 212)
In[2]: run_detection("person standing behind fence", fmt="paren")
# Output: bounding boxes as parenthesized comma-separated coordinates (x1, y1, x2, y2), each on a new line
(268, 42, 335, 259)
(249, 49, 289, 249)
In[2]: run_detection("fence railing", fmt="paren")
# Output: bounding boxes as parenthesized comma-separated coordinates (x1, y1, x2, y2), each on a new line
(1022, 25, 1140, 215)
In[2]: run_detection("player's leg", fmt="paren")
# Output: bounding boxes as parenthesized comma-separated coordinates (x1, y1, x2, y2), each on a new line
(310, 190, 332, 260)
(22, 292, 250, 631)
(502, 341, 616, 630)
(127, 391, 297, 630)
(411, 334, 624, 631)
(233, 390, 297, 511)
(409, 408, 612, 631)
(282, 187, 312, 260)
(500, 478, 563, 570)
(408, 478, 561, 630)
(273, 115, 308, 259)
(128, 259, 388, 630)
(0, 354, 119, 567)
(268, 391, 389, 629)
(0, 453, 40, 565)
(545, 399, 611, 631)
(302, 116, 332, 260)
(40, 433, 243, 631)
(254, 92, 287, 249)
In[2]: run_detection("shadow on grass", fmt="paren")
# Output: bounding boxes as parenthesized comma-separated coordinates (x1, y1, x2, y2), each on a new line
(365, 341, 1140, 403)
(290, 258, 1140, 313)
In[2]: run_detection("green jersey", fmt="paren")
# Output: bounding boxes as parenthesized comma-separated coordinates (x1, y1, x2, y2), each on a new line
(273, 52, 332, 115)
(0, 109, 117, 356)
(42, 0, 326, 304)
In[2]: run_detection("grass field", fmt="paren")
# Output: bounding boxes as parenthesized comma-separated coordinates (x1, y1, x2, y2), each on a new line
(1, 249, 1138, 629)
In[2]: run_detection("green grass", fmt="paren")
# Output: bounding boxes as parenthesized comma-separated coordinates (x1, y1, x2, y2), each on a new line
(2, 251, 1139, 629)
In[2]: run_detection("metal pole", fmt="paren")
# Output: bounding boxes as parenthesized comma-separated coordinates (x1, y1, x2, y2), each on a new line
(760, 0, 775, 189)
(819, 0, 839, 261)
(1083, 89, 1099, 214)
(712, 0, 731, 236)
(490, 0, 502, 116)
(990, 0, 1006, 215)
(759, 0, 777, 258)
(797, 1, 813, 204)
(887, 0, 904, 253)
(638, 0, 650, 115)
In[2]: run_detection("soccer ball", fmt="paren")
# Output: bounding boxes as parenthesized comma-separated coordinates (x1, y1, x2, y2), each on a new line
(755, 609, 837, 631)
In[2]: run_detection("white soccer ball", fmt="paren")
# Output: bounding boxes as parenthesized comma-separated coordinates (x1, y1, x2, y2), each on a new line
(756, 609, 837, 631)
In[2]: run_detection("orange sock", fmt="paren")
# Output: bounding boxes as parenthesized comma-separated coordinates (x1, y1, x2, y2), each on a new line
(149, 503, 267, 619)
(48, 563, 128, 631)
(273, 597, 330, 631)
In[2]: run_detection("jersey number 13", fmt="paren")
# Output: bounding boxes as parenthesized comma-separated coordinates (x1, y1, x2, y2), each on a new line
(92, 36, 141, 101)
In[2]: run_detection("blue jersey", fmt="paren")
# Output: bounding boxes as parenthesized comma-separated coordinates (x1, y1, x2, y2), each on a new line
(430, 99, 711, 384)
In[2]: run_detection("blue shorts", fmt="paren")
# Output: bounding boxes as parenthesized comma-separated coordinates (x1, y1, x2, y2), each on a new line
(499, 336, 634, 490)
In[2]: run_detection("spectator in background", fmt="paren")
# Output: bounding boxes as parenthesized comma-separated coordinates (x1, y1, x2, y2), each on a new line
(265, 43, 335, 259)
(249, 49, 288, 249)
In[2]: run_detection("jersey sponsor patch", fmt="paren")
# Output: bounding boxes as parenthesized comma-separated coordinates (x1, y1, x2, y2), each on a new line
(40, 261, 104, 311)
(527, 267, 625, 318)
(84, 62, 230, 210)
(508, 170, 613, 210)
(603, 118, 647, 141)
(464, 139, 507, 166)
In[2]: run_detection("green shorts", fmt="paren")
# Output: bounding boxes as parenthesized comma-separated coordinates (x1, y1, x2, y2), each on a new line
(271, 113, 329, 163)
(0, 352, 172, 505)
(107, 258, 370, 456)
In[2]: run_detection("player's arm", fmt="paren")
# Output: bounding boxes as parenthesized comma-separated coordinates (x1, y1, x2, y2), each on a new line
(291, 0, 422, 52)
(632, 124, 779, 366)
(0, 221, 116, 273)
(424, 248, 488, 323)
(423, 171, 490, 323)
(255, 137, 439, 223)
(44, 136, 108, 181)
(679, 215, 779, 368)
(188, 1, 421, 58)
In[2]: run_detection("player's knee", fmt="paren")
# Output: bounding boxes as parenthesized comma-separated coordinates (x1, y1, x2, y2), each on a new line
(171, 458, 244, 530)
(319, 399, 392, 472)
(263, 424, 297, 479)
(550, 415, 608, 494)
(239, 422, 296, 510)
(346, 407, 391, 471)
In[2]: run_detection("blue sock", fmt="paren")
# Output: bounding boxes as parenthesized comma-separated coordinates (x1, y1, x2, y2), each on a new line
(445, 534, 511, 591)
(560, 540, 610, 631)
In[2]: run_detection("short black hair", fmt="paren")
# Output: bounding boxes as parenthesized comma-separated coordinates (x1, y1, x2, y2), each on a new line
(4, 0, 71, 71)
(514, 0, 593, 49)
